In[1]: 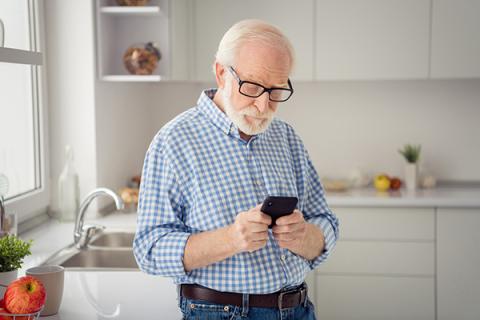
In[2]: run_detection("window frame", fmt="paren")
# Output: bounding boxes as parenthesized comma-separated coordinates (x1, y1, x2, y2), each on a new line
(0, 0, 49, 223)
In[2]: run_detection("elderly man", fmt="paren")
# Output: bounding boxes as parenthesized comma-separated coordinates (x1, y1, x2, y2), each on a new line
(134, 19, 339, 320)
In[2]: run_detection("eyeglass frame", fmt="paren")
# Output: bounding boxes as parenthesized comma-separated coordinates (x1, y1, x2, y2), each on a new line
(227, 66, 294, 102)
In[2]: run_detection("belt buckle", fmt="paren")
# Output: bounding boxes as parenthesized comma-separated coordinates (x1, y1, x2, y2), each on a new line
(277, 283, 307, 310)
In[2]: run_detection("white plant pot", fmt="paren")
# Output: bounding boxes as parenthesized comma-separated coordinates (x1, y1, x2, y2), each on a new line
(405, 163, 418, 191)
(0, 269, 18, 296)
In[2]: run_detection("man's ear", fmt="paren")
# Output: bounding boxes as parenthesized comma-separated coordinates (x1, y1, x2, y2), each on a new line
(215, 63, 226, 89)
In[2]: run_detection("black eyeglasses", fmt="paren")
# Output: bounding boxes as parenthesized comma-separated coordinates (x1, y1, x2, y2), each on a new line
(228, 66, 294, 102)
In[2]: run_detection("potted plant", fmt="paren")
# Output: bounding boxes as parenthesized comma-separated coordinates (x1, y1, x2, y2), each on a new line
(398, 144, 421, 191)
(0, 234, 32, 296)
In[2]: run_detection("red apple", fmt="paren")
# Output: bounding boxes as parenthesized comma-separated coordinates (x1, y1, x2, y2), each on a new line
(4, 276, 46, 314)
(390, 177, 402, 190)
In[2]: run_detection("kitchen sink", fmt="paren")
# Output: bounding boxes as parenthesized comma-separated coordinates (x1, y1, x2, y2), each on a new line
(89, 231, 135, 248)
(60, 248, 138, 269)
(43, 245, 139, 271)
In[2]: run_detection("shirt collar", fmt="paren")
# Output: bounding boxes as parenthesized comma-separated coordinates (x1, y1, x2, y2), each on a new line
(197, 89, 234, 136)
(197, 89, 262, 142)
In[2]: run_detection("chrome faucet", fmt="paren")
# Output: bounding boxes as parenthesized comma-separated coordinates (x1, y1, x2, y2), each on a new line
(74, 187, 124, 249)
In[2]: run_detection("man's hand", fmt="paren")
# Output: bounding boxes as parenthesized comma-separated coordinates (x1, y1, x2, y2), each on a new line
(272, 210, 325, 261)
(228, 204, 272, 254)
(272, 210, 307, 252)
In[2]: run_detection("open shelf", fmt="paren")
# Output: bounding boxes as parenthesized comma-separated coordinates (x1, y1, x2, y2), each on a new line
(95, 0, 170, 82)
(101, 75, 163, 82)
(100, 6, 162, 16)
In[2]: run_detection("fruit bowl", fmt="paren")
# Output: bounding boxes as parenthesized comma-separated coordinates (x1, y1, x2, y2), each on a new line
(0, 306, 43, 319)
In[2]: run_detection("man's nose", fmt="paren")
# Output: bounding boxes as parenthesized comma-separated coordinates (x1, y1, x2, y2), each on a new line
(254, 91, 270, 113)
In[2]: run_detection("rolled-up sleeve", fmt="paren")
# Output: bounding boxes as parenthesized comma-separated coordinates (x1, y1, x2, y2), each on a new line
(133, 141, 190, 278)
(303, 157, 339, 270)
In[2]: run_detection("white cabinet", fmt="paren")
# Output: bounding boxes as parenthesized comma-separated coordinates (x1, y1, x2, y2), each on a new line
(430, 0, 480, 78)
(94, 0, 479, 82)
(192, 0, 315, 82)
(95, 0, 170, 82)
(316, 275, 434, 320)
(437, 208, 480, 320)
(169, 0, 193, 80)
(315, 0, 430, 80)
(314, 207, 435, 320)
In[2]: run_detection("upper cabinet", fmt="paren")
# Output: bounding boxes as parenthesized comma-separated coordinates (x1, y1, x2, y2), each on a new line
(191, 0, 315, 82)
(430, 0, 480, 78)
(95, 0, 479, 81)
(315, 0, 430, 80)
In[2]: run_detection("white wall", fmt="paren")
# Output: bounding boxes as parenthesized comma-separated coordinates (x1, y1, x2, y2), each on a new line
(45, 0, 98, 215)
(144, 80, 480, 183)
(44, 2, 480, 213)
(94, 81, 153, 195)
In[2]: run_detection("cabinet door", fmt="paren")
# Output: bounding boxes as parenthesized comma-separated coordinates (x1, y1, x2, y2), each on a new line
(437, 208, 480, 320)
(430, 0, 480, 78)
(319, 241, 434, 276)
(315, 275, 435, 320)
(193, 0, 314, 81)
(170, 0, 192, 80)
(315, 0, 430, 80)
(331, 207, 435, 241)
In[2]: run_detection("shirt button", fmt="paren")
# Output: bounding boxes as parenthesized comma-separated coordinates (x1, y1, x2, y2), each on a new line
(281, 255, 286, 261)
(255, 180, 262, 186)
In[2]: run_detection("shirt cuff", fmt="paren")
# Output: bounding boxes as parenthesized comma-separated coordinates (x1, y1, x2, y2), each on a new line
(306, 217, 337, 270)
(147, 232, 191, 278)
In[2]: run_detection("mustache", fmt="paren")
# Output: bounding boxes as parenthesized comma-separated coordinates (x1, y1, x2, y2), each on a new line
(239, 107, 273, 118)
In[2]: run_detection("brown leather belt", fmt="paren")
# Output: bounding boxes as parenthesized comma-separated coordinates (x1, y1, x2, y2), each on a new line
(180, 283, 308, 309)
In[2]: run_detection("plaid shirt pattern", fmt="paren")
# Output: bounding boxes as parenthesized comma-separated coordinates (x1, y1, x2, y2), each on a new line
(134, 89, 339, 294)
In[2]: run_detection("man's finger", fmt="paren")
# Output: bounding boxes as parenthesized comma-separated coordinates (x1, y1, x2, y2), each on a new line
(276, 211, 303, 225)
(247, 211, 272, 225)
(272, 223, 302, 234)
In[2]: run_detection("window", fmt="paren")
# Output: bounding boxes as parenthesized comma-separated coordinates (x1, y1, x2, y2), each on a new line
(0, 0, 48, 222)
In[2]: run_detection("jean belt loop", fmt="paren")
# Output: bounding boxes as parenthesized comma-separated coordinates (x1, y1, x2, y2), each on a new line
(176, 285, 183, 309)
(241, 293, 249, 317)
(303, 282, 309, 308)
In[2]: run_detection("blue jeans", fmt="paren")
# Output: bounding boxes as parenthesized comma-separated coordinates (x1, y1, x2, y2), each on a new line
(178, 295, 317, 320)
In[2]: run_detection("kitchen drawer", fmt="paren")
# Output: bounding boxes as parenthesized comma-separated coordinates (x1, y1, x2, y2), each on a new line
(315, 274, 435, 320)
(331, 207, 434, 240)
(317, 240, 434, 276)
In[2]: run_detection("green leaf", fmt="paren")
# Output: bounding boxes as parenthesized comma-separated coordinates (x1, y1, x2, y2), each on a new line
(0, 234, 32, 272)
(398, 144, 421, 164)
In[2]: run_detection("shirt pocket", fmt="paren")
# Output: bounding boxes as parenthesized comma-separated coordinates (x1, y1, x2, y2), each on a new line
(183, 299, 236, 320)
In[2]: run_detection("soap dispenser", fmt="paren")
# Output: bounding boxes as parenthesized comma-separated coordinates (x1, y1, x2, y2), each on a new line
(57, 145, 79, 221)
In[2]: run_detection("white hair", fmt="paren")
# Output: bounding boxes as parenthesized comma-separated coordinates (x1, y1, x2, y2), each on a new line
(212, 19, 295, 74)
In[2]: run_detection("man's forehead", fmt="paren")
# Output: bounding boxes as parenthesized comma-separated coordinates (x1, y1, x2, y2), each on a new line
(236, 42, 291, 82)
(239, 67, 290, 87)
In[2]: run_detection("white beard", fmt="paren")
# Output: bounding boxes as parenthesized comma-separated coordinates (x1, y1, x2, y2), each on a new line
(221, 78, 275, 136)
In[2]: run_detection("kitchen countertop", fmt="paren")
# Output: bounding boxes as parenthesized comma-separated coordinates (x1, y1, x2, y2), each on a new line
(14, 185, 480, 319)
(326, 185, 480, 208)
(18, 212, 182, 320)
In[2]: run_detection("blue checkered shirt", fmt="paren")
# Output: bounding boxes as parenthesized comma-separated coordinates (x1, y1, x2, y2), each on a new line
(134, 89, 339, 294)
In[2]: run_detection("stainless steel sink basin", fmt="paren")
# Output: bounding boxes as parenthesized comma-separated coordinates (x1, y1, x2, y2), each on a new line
(43, 245, 139, 271)
(89, 231, 135, 248)
(61, 249, 138, 269)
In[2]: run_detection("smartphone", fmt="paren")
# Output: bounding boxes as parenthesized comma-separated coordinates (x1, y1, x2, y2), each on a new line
(260, 196, 298, 228)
